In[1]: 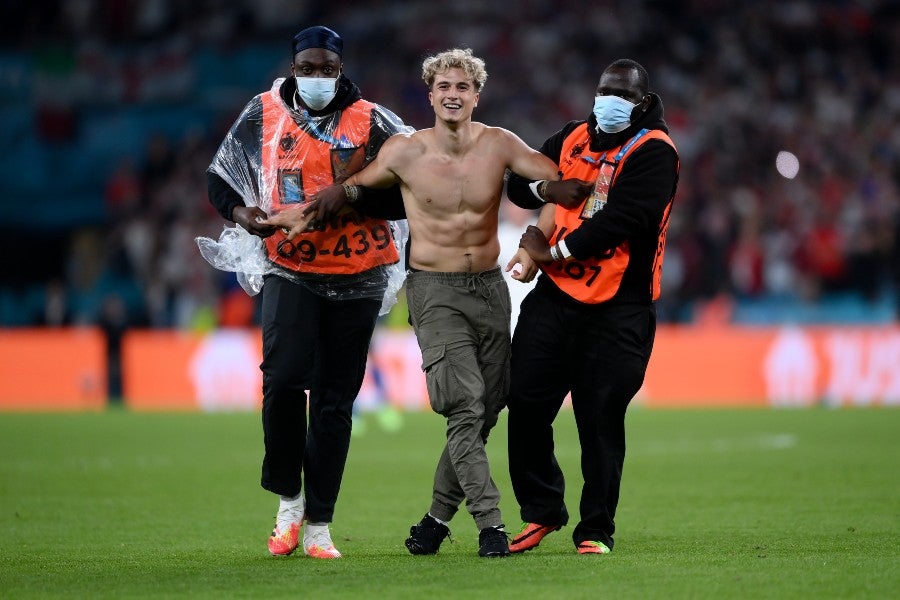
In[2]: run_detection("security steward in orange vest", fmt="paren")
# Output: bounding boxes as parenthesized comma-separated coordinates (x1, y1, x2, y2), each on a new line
(206, 26, 407, 559)
(504, 59, 680, 555)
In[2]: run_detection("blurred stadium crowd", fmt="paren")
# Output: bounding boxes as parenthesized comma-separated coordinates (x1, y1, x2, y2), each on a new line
(1, 0, 898, 331)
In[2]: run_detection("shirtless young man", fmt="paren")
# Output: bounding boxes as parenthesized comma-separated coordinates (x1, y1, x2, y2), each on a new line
(264, 48, 587, 558)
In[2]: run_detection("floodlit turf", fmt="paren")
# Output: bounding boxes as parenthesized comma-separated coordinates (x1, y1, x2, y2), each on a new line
(0, 407, 897, 598)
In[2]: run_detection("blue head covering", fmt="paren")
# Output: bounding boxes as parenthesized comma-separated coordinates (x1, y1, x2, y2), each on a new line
(292, 26, 343, 57)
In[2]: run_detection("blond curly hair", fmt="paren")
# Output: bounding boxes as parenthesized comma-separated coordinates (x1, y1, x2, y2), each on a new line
(421, 48, 487, 91)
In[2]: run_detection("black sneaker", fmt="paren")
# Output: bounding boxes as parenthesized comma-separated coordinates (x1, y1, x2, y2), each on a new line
(478, 525, 510, 558)
(405, 514, 451, 555)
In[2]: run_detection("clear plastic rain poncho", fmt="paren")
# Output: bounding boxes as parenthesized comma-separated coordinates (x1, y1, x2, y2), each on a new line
(196, 77, 412, 316)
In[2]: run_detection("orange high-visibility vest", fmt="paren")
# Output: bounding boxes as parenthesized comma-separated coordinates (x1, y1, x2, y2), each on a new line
(260, 91, 399, 274)
(542, 126, 676, 303)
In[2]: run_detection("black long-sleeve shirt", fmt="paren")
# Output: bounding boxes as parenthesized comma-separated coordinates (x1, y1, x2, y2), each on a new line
(507, 94, 679, 304)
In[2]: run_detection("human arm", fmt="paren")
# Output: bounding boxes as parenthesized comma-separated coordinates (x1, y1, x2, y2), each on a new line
(281, 104, 408, 224)
(518, 225, 552, 263)
(536, 203, 556, 237)
(206, 171, 243, 223)
(561, 141, 678, 260)
(502, 127, 559, 186)
(517, 204, 559, 263)
(352, 104, 411, 220)
(344, 136, 404, 189)
(505, 248, 538, 282)
(504, 204, 557, 278)
(206, 96, 275, 237)
(262, 136, 406, 237)
(505, 121, 591, 210)
(206, 171, 275, 238)
(231, 206, 277, 238)
(318, 134, 405, 213)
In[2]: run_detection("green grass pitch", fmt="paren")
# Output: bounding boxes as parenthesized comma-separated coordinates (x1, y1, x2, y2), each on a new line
(0, 407, 897, 598)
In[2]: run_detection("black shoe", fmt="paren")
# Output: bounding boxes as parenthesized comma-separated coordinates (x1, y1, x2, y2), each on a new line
(405, 514, 451, 555)
(478, 525, 510, 558)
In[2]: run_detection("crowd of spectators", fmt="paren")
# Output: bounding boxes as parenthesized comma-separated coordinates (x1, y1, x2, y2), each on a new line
(1, 0, 898, 330)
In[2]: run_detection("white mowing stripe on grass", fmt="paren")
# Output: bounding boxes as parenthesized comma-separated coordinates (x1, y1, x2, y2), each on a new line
(5, 455, 177, 472)
(633, 433, 798, 455)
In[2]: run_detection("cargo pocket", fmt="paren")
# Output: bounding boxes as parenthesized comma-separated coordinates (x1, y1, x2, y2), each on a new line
(421, 344, 457, 415)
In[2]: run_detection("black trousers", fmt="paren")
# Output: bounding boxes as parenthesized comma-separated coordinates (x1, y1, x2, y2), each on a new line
(259, 274, 381, 523)
(507, 286, 656, 549)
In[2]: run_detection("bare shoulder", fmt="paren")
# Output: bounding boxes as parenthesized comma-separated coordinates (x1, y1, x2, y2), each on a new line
(383, 129, 427, 156)
(378, 130, 426, 166)
(381, 130, 415, 151)
(486, 125, 527, 145)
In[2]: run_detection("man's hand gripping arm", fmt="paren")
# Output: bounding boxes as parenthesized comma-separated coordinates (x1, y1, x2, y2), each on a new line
(261, 137, 403, 239)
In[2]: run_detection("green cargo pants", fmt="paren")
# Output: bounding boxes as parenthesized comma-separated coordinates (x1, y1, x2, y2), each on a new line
(405, 267, 511, 530)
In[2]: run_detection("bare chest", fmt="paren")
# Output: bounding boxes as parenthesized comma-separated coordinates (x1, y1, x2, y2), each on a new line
(401, 150, 507, 212)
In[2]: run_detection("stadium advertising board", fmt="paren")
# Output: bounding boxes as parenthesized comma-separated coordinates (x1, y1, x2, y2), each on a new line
(1, 326, 897, 410)
(0, 328, 106, 410)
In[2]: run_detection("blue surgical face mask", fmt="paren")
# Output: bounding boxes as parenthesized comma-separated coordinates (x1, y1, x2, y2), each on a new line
(295, 76, 338, 111)
(592, 95, 638, 133)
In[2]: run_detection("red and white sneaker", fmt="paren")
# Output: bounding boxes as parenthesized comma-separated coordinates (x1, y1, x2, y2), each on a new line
(303, 524, 342, 559)
(267, 495, 304, 556)
(268, 521, 301, 556)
